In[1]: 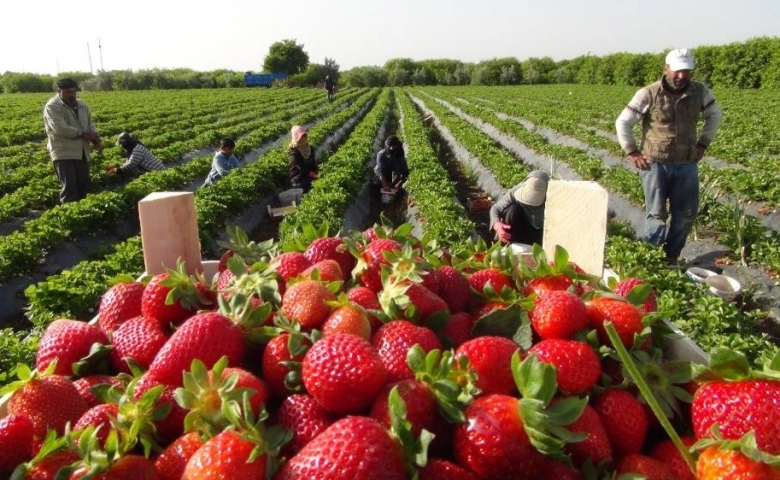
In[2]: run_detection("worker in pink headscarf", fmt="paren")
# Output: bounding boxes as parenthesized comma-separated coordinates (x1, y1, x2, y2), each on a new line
(288, 125, 318, 192)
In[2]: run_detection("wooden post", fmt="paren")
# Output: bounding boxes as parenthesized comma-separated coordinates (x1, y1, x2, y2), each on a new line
(138, 191, 203, 275)
(543, 180, 609, 277)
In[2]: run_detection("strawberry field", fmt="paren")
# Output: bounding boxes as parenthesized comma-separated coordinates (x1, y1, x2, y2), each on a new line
(1, 85, 780, 478)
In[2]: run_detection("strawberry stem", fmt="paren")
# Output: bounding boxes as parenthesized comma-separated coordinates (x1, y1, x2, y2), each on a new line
(603, 321, 697, 475)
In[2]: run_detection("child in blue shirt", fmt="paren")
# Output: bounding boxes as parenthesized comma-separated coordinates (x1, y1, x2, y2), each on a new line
(203, 138, 240, 186)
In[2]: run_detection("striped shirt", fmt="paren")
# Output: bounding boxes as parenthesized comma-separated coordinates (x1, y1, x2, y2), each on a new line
(119, 144, 165, 176)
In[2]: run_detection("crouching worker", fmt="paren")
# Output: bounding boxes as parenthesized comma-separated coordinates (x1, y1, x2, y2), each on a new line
(106, 132, 165, 177)
(203, 137, 240, 186)
(288, 125, 318, 193)
(373, 135, 409, 191)
(490, 170, 550, 245)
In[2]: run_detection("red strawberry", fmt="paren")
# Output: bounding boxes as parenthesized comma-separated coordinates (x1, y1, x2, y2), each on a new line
(302, 334, 388, 414)
(468, 267, 513, 297)
(528, 339, 601, 395)
(346, 285, 383, 330)
(97, 281, 145, 336)
(613, 277, 658, 314)
(592, 388, 648, 457)
(110, 315, 169, 373)
(275, 416, 407, 480)
(404, 283, 449, 323)
(586, 296, 645, 348)
(696, 446, 780, 480)
(370, 379, 440, 438)
(563, 403, 613, 468)
(35, 319, 110, 376)
(8, 374, 89, 439)
(322, 303, 372, 340)
(436, 265, 471, 313)
(418, 458, 478, 480)
(210, 366, 269, 417)
(356, 238, 403, 292)
(19, 449, 81, 479)
(455, 336, 520, 396)
(301, 258, 344, 283)
(442, 311, 475, 348)
(454, 394, 545, 479)
(303, 236, 356, 281)
(616, 453, 679, 479)
(145, 311, 245, 387)
(275, 394, 336, 455)
(0, 414, 35, 474)
(530, 290, 589, 339)
(141, 269, 214, 327)
(691, 379, 780, 455)
(154, 431, 203, 480)
(261, 333, 310, 399)
(649, 436, 697, 480)
(73, 374, 122, 408)
(272, 251, 311, 284)
(371, 320, 442, 382)
(281, 279, 336, 329)
(73, 403, 119, 447)
(523, 274, 576, 297)
(70, 453, 159, 479)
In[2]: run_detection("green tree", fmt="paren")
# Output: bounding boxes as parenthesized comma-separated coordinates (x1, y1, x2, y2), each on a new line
(263, 39, 310, 75)
(341, 66, 387, 87)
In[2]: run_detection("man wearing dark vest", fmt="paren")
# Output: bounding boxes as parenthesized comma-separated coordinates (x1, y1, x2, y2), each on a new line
(615, 48, 722, 266)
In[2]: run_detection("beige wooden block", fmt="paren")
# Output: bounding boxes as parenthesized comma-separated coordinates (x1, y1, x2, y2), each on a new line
(138, 191, 203, 275)
(543, 180, 608, 276)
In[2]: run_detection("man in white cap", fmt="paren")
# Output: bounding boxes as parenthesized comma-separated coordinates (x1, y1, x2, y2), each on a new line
(615, 48, 722, 266)
(489, 170, 550, 245)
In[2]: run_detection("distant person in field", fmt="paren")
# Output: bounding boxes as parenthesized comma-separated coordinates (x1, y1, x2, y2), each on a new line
(106, 132, 165, 177)
(43, 78, 104, 203)
(288, 125, 318, 193)
(373, 135, 409, 191)
(203, 137, 240, 186)
(324, 75, 335, 102)
(490, 170, 550, 246)
(615, 48, 723, 267)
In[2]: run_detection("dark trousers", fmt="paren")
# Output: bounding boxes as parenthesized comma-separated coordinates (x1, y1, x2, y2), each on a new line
(54, 158, 91, 203)
(504, 203, 543, 245)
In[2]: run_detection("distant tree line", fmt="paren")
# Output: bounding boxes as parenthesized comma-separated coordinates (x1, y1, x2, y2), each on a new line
(2, 36, 778, 93)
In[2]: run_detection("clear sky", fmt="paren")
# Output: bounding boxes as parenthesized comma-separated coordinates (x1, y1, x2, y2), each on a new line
(2, 0, 778, 75)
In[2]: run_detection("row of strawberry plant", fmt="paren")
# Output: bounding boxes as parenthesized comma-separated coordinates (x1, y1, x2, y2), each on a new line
(277, 90, 392, 247)
(396, 91, 475, 246)
(22, 89, 381, 329)
(0, 89, 370, 282)
(407, 91, 530, 189)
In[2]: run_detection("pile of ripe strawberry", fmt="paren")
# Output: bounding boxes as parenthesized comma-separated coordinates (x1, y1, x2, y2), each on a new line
(1, 224, 779, 479)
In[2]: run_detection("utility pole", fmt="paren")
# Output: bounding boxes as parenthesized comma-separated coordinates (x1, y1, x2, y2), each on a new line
(87, 42, 94, 75)
(98, 38, 104, 71)
(55, 56, 60, 75)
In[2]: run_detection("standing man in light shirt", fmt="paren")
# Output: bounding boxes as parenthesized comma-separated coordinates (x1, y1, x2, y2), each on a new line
(43, 78, 103, 203)
(615, 49, 723, 266)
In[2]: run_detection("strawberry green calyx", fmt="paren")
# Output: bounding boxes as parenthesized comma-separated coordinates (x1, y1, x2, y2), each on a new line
(512, 353, 588, 464)
(691, 347, 780, 382)
(387, 386, 435, 475)
(10, 429, 72, 480)
(407, 345, 480, 423)
(175, 356, 253, 439)
(0, 362, 57, 400)
(217, 225, 278, 264)
(694, 428, 780, 468)
(159, 259, 214, 311)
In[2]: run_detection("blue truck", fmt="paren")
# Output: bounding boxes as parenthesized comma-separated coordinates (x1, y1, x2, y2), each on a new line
(244, 72, 288, 87)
